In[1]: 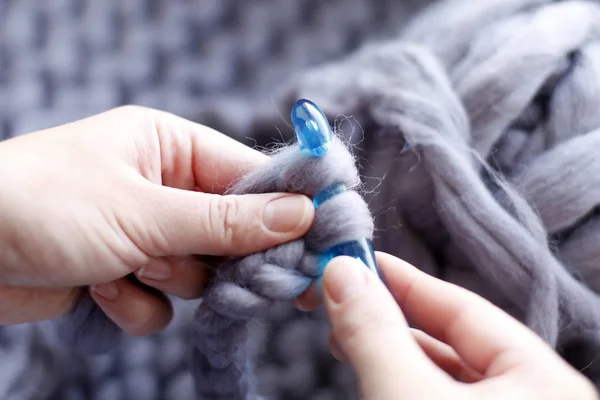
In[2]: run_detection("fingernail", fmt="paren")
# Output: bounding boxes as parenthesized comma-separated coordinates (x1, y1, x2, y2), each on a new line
(324, 257, 368, 304)
(91, 282, 119, 301)
(263, 195, 313, 233)
(137, 260, 172, 281)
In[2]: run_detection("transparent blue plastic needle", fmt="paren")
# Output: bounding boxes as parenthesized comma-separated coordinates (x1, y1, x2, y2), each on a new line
(291, 98, 385, 283)
(319, 239, 383, 281)
(291, 99, 333, 157)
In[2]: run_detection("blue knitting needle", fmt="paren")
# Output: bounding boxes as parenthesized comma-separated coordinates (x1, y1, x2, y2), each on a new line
(291, 99, 385, 282)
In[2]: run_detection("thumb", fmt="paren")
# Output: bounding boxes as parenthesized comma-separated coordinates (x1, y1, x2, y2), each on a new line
(322, 256, 448, 399)
(139, 187, 315, 257)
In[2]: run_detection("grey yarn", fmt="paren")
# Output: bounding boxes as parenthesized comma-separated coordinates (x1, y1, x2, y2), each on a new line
(7, 0, 600, 398)
(191, 137, 373, 399)
(264, 0, 600, 383)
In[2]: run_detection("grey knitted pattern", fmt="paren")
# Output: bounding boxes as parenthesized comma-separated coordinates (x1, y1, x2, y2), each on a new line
(0, 0, 422, 140)
(5, 0, 600, 399)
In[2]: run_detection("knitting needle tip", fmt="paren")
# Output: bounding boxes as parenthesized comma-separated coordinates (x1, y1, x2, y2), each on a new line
(291, 98, 333, 157)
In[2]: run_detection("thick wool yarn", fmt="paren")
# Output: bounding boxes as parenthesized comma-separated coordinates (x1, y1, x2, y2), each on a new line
(6, 0, 600, 398)
(259, 0, 600, 384)
(205, 0, 600, 386)
(192, 137, 373, 399)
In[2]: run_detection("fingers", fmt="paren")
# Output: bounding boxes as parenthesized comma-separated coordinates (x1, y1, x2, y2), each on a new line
(139, 189, 315, 257)
(322, 256, 452, 399)
(126, 107, 316, 258)
(135, 256, 210, 300)
(0, 286, 80, 324)
(151, 108, 269, 194)
(328, 327, 481, 383)
(410, 329, 482, 383)
(377, 252, 555, 378)
(90, 277, 173, 336)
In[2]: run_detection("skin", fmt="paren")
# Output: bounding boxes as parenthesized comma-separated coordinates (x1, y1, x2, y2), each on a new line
(296, 254, 600, 400)
(0, 105, 315, 334)
(0, 106, 597, 398)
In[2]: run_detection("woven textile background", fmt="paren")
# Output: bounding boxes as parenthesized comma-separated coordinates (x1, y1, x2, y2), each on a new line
(0, 1, 431, 399)
(1, 0, 425, 139)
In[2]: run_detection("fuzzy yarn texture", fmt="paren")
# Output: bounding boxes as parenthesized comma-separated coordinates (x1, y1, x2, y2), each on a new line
(0, 1, 425, 399)
(191, 137, 373, 399)
(5, 0, 600, 398)
(208, 0, 600, 388)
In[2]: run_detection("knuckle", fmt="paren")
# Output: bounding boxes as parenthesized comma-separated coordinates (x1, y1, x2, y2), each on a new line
(173, 259, 209, 300)
(124, 314, 154, 337)
(177, 291, 199, 301)
(177, 274, 208, 300)
(111, 105, 163, 133)
(177, 287, 204, 301)
(126, 326, 149, 337)
(109, 105, 161, 139)
(126, 305, 170, 337)
(208, 195, 244, 245)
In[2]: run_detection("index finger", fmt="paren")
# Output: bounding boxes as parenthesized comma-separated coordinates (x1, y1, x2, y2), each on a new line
(153, 109, 269, 194)
(377, 252, 556, 377)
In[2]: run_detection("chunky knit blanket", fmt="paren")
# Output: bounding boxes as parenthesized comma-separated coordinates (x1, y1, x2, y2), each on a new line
(5, 0, 600, 399)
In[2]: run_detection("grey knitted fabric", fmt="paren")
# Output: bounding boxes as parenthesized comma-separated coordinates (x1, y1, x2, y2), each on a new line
(0, 0, 423, 140)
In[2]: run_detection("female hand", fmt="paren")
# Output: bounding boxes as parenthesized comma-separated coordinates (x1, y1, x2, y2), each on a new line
(299, 253, 598, 399)
(0, 106, 314, 334)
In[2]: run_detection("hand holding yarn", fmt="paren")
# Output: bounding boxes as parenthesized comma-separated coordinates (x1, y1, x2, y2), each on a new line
(188, 99, 379, 399)
(320, 253, 599, 400)
(0, 106, 314, 334)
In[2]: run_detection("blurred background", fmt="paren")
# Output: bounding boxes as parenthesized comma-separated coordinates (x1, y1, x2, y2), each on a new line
(0, 1, 429, 399)
(0, 0, 425, 140)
